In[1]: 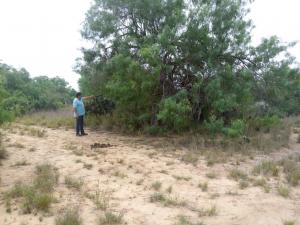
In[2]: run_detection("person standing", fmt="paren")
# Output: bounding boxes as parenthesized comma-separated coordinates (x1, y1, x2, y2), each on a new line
(72, 92, 94, 136)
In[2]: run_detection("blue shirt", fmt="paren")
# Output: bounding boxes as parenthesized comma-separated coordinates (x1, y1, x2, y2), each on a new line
(73, 98, 85, 116)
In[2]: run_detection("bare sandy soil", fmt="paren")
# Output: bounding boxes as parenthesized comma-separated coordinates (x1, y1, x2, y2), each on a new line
(0, 124, 300, 225)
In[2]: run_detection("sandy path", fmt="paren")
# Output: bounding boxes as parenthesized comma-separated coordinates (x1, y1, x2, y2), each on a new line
(0, 125, 300, 225)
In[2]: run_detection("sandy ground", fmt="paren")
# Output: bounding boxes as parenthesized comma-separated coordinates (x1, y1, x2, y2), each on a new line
(0, 124, 300, 225)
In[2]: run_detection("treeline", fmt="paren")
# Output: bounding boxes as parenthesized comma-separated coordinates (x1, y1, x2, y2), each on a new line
(77, 0, 300, 134)
(0, 63, 75, 124)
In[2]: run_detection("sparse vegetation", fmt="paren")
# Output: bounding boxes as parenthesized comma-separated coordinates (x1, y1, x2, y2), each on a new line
(5, 164, 58, 214)
(239, 180, 249, 189)
(253, 161, 279, 177)
(150, 192, 186, 207)
(65, 176, 84, 190)
(98, 211, 123, 225)
(198, 205, 217, 217)
(173, 175, 192, 181)
(83, 163, 93, 170)
(253, 178, 270, 193)
(55, 208, 83, 225)
(34, 164, 59, 193)
(229, 169, 248, 181)
(92, 188, 111, 210)
(174, 215, 205, 225)
(181, 152, 199, 165)
(151, 181, 162, 191)
(278, 185, 290, 198)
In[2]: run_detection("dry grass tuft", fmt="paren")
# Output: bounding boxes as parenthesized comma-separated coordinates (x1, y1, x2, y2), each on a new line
(150, 192, 186, 207)
(5, 164, 59, 214)
(229, 168, 248, 181)
(174, 215, 205, 225)
(198, 205, 217, 217)
(64, 176, 84, 190)
(278, 185, 290, 198)
(252, 161, 279, 177)
(55, 208, 83, 225)
(98, 211, 123, 225)
(181, 151, 199, 165)
(151, 181, 162, 191)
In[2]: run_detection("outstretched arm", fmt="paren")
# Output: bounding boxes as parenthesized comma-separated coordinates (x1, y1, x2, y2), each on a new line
(82, 95, 95, 100)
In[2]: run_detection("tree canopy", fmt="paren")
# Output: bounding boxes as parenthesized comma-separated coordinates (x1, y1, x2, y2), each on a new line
(77, 0, 300, 133)
(0, 63, 75, 124)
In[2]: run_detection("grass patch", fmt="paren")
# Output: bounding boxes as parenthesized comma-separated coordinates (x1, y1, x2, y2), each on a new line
(34, 164, 59, 193)
(19, 108, 74, 129)
(151, 181, 162, 191)
(279, 158, 300, 186)
(252, 161, 279, 177)
(92, 189, 111, 210)
(55, 208, 83, 225)
(181, 152, 199, 165)
(253, 178, 270, 192)
(174, 215, 205, 225)
(83, 163, 93, 170)
(65, 176, 84, 190)
(278, 185, 290, 198)
(198, 205, 217, 217)
(5, 164, 59, 214)
(27, 127, 46, 137)
(150, 192, 186, 207)
(205, 151, 227, 167)
(98, 211, 123, 225)
(239, 180, 249, 189)
(229, 168, 248, 181)
(173, 175, 191, 181)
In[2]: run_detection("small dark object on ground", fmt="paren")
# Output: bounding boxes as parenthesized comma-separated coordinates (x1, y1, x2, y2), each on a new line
(90, 143, 113, 150)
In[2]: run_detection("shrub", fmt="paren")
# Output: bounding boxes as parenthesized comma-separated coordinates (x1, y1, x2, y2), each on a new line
(203, 116, 224, 136)
(224, 119, 246, 138)
(158, 90, 192, 132)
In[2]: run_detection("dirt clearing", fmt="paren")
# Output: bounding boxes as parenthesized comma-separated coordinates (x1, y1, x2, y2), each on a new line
(0, 124, 300, 225)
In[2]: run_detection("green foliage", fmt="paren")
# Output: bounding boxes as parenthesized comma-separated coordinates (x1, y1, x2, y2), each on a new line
(0, 63, 75, 124)
(204, 116, 224, 136)
(224, 120, 246, 138)
(158, 90, 192, 132)
(77, 0, 300, 134)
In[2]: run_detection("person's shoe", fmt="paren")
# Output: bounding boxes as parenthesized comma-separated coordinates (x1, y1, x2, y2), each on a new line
(81, 133, 88, 136)
(76, 134, 82, 137)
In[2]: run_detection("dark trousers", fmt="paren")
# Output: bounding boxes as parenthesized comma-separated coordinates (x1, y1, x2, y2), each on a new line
(76, 115, 85, 135)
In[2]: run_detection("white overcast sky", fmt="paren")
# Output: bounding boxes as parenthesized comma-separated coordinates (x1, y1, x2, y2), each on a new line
(0, 0, 299, 90)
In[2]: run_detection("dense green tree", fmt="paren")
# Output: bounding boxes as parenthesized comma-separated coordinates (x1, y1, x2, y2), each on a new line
(78, 0, 300, 133)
